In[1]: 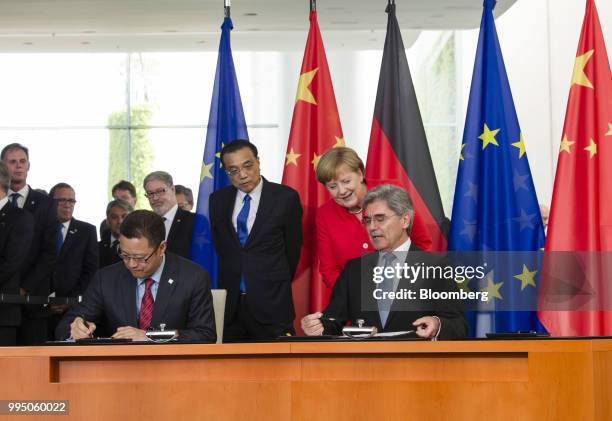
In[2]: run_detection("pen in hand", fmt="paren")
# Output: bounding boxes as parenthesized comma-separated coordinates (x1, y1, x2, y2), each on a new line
(79, 315, 93, 338)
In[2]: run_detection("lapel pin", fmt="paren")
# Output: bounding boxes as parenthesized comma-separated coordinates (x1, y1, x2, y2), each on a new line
(168, 279, 174, 285)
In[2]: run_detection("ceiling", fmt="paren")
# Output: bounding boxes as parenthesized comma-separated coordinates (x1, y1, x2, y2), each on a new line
(0, 0, 517, 52)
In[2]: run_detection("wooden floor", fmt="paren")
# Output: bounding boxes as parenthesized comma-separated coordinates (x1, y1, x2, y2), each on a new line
(0, 339, 610, 420)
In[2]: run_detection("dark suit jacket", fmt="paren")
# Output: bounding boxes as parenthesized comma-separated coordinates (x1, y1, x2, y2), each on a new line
(0, 202, 34, 326)
(321, 246, 468, 340)
(55, 252, 216, 343)
(210, 178, 303, 326)
(52, 218, 98, 297)
(98, 229, 121, 268)
(20, 187, 57, 320)
(166, 207, 195, 259)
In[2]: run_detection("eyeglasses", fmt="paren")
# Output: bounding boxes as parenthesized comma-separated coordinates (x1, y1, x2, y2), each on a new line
(225, 161, 256, 177)
(55, 198, 77, 205)
(117, 245, 159, 264)
(362, 213, 399, 226)
(144, 188, 167, 199)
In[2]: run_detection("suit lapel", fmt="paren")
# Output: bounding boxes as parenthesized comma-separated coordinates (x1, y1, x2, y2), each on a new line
(167, 208, 182, 244)
(362, 252, 385, 330)
(224, 187, 241, 248)
(121, 270, 138, 327)
(245, 178, 270, 247)
(151, 254, 177, 328)
(59, 219, 77, 256)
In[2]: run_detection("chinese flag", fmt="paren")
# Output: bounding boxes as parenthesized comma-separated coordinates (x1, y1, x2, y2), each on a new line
(539, 0, 612, 336)
(365, 3, 447, 252)
(282, 10, 345, 325)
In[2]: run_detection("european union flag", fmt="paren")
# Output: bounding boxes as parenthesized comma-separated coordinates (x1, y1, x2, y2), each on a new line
(191, 17, 249, 287)
(448, 0, 546, 336)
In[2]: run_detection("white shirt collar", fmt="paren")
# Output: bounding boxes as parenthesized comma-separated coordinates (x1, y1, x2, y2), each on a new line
(8, 184, 29, 199)
(236, 177, 263, 203)
(163, 203, 179, 223)
(393, 237, 412, 252)
(138, 253, 166, 284)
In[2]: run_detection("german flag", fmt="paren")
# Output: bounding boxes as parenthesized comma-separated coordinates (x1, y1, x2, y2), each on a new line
(365, 1, 447, 251)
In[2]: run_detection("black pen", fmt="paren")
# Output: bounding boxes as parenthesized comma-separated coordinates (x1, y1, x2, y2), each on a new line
(79, 315, 93, 338)
(318, 316, 336, 322)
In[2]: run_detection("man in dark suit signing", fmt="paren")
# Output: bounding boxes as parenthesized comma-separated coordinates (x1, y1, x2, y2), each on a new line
(1, 142, 57, 344)
(302, 184, 467, 340)
(210, 140, 303, 342)
(56, 210, 216, 343)
(48, 182, 98, 337)
(143, 171, 194, 260)
(0, 162, 34, 345)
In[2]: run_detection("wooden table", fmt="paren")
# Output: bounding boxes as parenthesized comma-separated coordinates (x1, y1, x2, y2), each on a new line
(0, 339, 610, 420)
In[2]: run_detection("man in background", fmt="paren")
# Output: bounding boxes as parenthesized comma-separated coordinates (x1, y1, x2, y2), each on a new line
(48, 182, 98, 337)
(99, 199, 133, 268)
(1, 143, 57, 344)
(0, 162, 33, 345)
(143, 171, 194, 259)
(100, 180, 137, 237)
(175, 185, 194, 212)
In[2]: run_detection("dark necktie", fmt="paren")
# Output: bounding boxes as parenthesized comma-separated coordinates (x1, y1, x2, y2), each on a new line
(138, 278, 155, 331)
(236, 194, 251, 293)
(9, 193, 20, 207)
(57, 223, 65, 254)
(378, 252, 397, 328)
(237, 194, 251, 246)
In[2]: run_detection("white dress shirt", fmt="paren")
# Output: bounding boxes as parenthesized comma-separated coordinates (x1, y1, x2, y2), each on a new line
(162, 204, 179, 241)
(231, 178, 263, 234)
(7, 185, 29, 209)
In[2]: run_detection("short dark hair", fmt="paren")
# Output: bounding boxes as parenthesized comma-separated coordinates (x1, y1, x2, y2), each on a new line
(219, 140, 258, 167)
(119, 210, 166, 249)
(1, 143, 29, 161)
(175, 184, 194, 205)
(106, 199, 134, 216)
(112, 180, 136, 198)
(49, 182, 74, 198)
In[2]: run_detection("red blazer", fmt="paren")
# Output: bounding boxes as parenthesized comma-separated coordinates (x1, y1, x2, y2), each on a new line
(316, 199, 373, 289)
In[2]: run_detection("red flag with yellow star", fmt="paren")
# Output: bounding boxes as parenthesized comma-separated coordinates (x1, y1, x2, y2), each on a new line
(539, 0, 612, 336)
(282, 10, 345, 321)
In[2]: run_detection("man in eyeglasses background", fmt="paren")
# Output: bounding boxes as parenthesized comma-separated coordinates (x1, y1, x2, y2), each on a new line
(56, 210, 216, 342)
(48, 182, 98, 338)
(209, 139, 303, 342)
(143, 171, 194, 260)
(301, 184, 467, 340)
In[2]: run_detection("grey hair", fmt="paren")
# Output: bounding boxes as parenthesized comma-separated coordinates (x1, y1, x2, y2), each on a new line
(0, 162, 9, 194)
(106, 199, 134, 216)
(143, 171, 173, 189)
(363, 184, 414, 216)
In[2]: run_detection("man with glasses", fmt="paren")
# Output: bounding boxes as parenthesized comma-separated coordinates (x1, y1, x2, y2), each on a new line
(210, 140, 303, 342)
(1, 143, 57, 345)
(143, 171, 194, 260)
(56, 210, 216, 343)
(301, 184, 467, 339)
(48, 183, 98, 338)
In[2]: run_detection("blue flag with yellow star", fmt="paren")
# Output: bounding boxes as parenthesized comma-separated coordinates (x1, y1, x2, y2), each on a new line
(448, 0, 546, 336)
(190, 16, 249, 287)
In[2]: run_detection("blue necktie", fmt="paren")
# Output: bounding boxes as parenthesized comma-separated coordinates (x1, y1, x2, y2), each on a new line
(57, 223, 65, 254)
(9, 193, 20, 207)
(236, 194, 251, 292)
(378, 252, 397, 328)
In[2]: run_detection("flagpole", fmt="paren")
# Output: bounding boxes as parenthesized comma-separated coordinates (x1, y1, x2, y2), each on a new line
(224, 0, 230, 17)
(310, 0, 316, 12)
